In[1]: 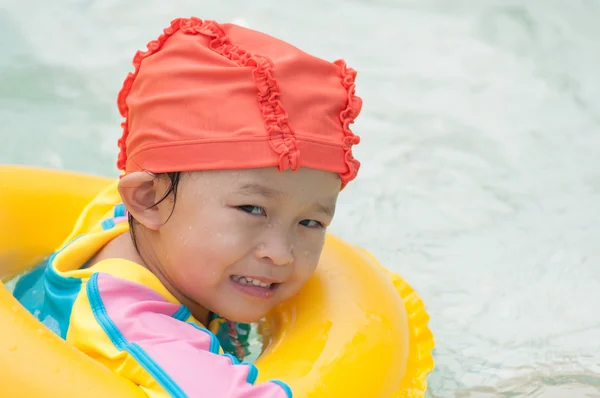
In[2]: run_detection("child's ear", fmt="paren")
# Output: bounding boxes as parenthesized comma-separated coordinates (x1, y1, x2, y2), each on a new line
(118, 172, 163, 231)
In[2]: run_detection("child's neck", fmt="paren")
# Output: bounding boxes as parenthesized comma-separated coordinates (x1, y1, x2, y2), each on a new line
(133, 231, 211, 326)
(88, 232, 211, 326)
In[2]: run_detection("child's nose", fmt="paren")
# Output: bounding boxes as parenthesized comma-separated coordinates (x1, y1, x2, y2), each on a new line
(255, 235, 294, 266)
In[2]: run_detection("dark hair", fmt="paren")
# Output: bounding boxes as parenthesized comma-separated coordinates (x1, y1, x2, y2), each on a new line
(128, 172, 181, 254)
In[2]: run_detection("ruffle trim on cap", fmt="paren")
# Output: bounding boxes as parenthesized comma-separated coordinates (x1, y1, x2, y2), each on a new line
(116, 18, 182, 172)
(182, 18, 299, 172)
(116, 17, 299, 173)
(333, 60, 362, 188)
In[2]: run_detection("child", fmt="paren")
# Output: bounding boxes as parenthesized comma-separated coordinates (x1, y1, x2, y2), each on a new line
(14, 16, 362, 397)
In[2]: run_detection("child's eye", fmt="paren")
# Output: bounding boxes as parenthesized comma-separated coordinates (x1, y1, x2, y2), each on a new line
(299, 219, 324, 228)
(237, 205, 266, 216)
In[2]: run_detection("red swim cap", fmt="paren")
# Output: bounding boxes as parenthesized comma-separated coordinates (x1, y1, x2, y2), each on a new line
(116, 17, 362, 187)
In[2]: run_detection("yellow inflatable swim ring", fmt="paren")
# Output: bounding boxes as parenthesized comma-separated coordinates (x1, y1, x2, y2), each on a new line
(0, 165, 435, 397)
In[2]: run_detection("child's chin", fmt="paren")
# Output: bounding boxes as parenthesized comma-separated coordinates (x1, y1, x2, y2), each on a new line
(214, 306, 268, 324)
(227, 312, 267, 324)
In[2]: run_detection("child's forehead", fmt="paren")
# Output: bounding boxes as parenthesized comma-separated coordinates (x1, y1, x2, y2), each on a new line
(184, 168, 341, 199)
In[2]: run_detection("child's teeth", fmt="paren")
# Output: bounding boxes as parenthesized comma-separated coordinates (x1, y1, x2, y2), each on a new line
(232, 275, 272, 288)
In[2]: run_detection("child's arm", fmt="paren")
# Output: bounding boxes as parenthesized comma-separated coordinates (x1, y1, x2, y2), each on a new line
(67, 272, 292, 398)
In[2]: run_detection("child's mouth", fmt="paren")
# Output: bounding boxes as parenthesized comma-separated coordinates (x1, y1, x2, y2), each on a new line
(230, 275, 275, 289)
(229, 275, 280, 299)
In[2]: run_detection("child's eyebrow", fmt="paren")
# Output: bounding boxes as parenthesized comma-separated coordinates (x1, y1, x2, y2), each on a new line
(312, 202, 336, 218)
(236, 183, 286, 198)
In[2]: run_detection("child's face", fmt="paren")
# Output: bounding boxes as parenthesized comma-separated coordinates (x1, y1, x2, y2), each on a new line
(149, 167, 340, 324)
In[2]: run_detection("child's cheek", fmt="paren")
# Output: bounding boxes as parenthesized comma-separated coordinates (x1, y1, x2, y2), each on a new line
(295, 250, 320, 277)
